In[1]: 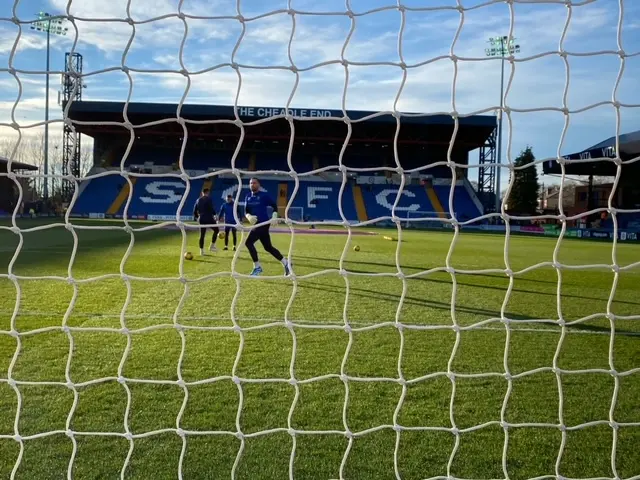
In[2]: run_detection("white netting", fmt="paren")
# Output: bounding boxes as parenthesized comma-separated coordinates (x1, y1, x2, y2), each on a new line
(1, 0, 640, 479)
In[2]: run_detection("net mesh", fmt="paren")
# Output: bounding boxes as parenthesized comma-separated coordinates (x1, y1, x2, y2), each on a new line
(1, 0, 640, 478)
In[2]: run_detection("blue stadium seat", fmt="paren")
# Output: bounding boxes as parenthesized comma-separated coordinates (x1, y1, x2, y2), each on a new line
(433, 184, 483, 221)
(70, 174, 127, 216)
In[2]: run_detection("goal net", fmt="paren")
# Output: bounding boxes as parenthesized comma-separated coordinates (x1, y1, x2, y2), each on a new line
(277, 206, 305, 223)
(1, 1, 639, 479)
(402, 210, 452, 230)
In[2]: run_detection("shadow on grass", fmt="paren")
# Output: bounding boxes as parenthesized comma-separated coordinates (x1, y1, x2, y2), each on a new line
(0, 219, 185, 272)
(294, 279, 640, 338)
(292, 255, 640, 308)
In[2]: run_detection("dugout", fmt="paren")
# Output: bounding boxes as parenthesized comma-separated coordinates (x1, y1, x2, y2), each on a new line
(542, 129, 640, 212)
(0, 157, 38, 214)
(67, 101, 496, 175)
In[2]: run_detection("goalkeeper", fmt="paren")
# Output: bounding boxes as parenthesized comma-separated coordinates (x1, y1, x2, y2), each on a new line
(193, 187, 219, 256)
(244, 178, 290, 276)
(217, 194, 238, 251)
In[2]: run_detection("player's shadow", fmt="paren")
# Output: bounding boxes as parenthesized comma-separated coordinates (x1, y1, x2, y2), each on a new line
(292, 255, 640, 308)
(296, 280, 640, 337)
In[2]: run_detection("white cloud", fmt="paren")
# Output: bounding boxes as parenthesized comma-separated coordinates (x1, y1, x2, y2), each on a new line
(0, 0, 638, 172)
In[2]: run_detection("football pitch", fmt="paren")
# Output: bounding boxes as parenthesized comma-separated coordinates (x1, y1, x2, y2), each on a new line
(0, 218, 639, 479)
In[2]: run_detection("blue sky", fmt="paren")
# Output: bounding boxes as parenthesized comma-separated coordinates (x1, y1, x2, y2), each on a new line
(1, 0, 639, 188)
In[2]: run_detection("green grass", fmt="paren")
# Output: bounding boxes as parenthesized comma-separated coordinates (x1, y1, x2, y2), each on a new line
(0, 218, 639, 479)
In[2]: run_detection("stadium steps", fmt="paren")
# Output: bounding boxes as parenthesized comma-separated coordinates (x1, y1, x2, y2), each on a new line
(425, 184, 447, 219)
(277, 182, 288, 213)
(352, 185, 368, 222)
(107, 177, 137, 215)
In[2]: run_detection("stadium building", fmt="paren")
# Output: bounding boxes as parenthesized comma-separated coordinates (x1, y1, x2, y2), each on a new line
(66, 101, 496, 224)
(0, 157, 38, 215)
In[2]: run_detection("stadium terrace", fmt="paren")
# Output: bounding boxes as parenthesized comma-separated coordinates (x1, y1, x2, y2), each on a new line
(64, 101, 496, 224)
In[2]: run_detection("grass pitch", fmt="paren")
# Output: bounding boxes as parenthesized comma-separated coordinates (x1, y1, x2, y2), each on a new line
(0, 218, 639, 479)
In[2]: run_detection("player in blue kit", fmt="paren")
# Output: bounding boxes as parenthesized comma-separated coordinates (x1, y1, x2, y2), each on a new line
(193, 188, 219, 256)
(218, 194, 238, 251)
(244, 178, 290, 276)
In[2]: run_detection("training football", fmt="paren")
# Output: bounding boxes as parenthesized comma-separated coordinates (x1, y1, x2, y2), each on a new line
(1, 1, 639, 479)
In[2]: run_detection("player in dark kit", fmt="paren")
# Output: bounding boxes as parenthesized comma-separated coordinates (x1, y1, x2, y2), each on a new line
(244, 178, 290, 276)
(193, 188, 219, 256)
(218, 194, 238, 251)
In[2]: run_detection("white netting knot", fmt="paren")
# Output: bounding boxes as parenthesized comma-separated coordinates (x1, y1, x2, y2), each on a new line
(447, 372, 455, 382)
(288, 378, 297, 386)
(504, 268, 514, 277)
(117, 376, 126, 385)
(120, 327, 130, 336)
(121, 273, 131, 281)
(613, 156, 623, 166)
(606, 312, 616, 321)
(231, 62, 239, 70)
(343, 325, 352, 334)
(340, 374, 348, 383)
(7, 274, 17, 283)
(65, 430, 74, 439)
(235, 15, 244, 23)
(552, 262, 562, 270)
(176, 428, 186, 438)
(451, 427, 459, 436)
(65, 381, 74, 390)
(284, 320, 293, 328)
(559, 50, 568, 59)
(174, 324, 184, 332)
(500, 421, 509, 430)
(344, 430, 354, 440)
(445, 267, 455, 275)
(397, 378, 407, 387)
(62, 326, 71, 334)
(7, 378, 17, 387)
(177, 11, 185, 20)
(395, 322, 404, 332)
(235, 432, 244, 440)
(10, 121, 18, 131)
(179, 172, 189, 182)
(121, 65, 130, 74)
(124, 432, 133, 441)
(232, 376, 241, 385)
(609, 421, 619, 430)
(13, 435, 22, 443)
(232, 325, 242, 334)
(64, 223, 74, 232)
(452, 325, 461, 333)
(6, 171, 16, 181)
(178, 275, 187, 284)
(504, 373, 512, 382)
(126, 17, 134, 26)
(288, 428, 296, 437)
(177, 379, 186, 388)
(393, 424, 402, 432)
(9, 226, 20, 234)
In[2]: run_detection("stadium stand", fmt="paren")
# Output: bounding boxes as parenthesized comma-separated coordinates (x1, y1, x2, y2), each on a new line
(67, 102, 496, 224)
